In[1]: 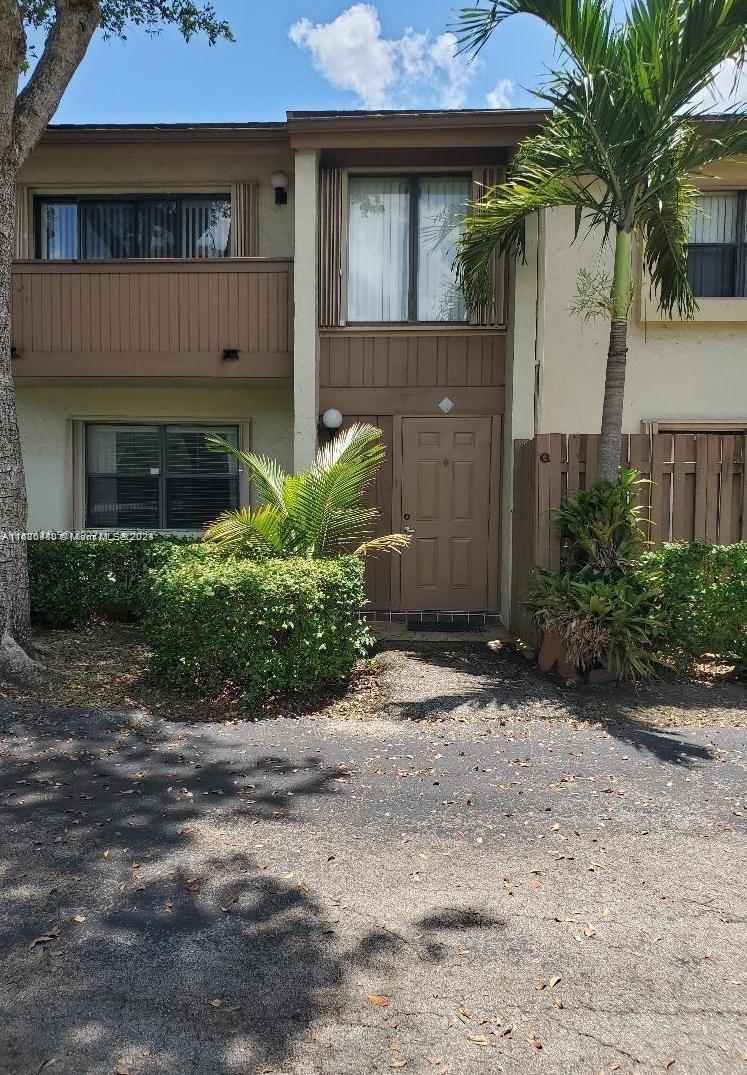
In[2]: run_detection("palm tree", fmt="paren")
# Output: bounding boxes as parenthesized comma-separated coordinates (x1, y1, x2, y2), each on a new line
(204, 423, 410, 559)
(455, 0, 747, 482)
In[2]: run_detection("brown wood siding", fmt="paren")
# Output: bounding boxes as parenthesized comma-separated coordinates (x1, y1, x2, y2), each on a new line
(511, 433, 747, 639)
(11, 258, 292, 378)
(341, 414, 394, 609)
(320, 331, 505, 389)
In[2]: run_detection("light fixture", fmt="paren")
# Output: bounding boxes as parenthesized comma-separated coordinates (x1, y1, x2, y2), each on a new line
(271, 171, 289, 205)
(321, 408, 343, 430)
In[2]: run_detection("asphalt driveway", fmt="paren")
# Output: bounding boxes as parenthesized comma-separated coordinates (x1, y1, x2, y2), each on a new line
(0, 648, 745, 1075)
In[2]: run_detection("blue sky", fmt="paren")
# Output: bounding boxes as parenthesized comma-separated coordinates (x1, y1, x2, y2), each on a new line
(44, 1, 558, 123)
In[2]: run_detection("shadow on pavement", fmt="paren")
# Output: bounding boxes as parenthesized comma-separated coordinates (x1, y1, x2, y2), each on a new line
(381, 646, 729, 767)
(0, 703, 502, 1074)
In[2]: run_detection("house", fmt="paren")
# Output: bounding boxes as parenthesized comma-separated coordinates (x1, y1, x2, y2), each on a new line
(11, 109, 747, 627)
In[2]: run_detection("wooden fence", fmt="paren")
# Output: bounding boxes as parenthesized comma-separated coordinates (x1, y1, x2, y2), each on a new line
(511, 432, 746, 639)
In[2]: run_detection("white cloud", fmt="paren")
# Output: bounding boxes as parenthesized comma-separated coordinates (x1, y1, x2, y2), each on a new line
(486, 77, 514, 109)
(690, 58, 747, 112)
(289, 5, 478, 109)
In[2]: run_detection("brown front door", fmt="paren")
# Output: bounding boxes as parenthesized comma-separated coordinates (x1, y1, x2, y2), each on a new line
(399, 416, 493, 611)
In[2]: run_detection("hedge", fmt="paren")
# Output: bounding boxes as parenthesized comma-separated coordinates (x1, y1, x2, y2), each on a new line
(142, 547, 370, 702)
(643, 541, 747, 672)
(28, 536, 193, 625)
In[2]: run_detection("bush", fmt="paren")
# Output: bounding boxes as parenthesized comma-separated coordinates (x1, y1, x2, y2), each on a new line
(142, 547, 370, 703)
(527, 569, 663, 680)
(28, 536, 193, 626)
(553, 468, 650, 576)
(643, 541, 747, 673)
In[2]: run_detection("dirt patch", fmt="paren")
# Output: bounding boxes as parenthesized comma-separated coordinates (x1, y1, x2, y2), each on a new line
(0, 623, 384, 723)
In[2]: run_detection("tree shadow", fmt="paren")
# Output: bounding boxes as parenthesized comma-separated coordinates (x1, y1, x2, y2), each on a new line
(0, 698, 510, 1073)
(379, 645, 729, 767)
(0, 702, 351, 1074)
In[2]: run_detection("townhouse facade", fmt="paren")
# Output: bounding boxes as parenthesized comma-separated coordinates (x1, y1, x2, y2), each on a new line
(11, 109, 747, 625)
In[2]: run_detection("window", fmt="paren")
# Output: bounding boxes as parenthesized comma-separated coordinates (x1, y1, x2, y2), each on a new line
(347, 175, 470, 322)
(85, 424, 239, 529)
(687, 192, 746, 297)
(36, 194, 231, 260)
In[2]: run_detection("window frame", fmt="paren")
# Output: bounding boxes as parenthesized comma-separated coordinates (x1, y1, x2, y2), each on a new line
(687, 189, 747, 298)
(346, 172, 472, 325)
(34, 192, 232, 261)
(83, 420, 241, 531)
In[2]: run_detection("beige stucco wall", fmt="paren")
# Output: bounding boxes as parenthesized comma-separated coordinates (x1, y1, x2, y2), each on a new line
(19, 139, 294, 258)
(16, 384, 292, 530)
(536, 202, 747, 434)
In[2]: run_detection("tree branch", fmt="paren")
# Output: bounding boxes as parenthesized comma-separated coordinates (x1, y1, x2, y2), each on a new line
(13, 0, 100, 165)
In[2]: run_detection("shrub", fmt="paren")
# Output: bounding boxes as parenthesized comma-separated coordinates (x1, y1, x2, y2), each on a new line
(28, 536, 193, 626)
(527, 569, 664, 680)
(553, 468, 650, 576)
(643, 541, 747, 673)
(142, 547, 370, 703)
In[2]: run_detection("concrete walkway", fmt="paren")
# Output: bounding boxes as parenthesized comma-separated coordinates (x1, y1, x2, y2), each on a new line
(0, 651, 745, 1075)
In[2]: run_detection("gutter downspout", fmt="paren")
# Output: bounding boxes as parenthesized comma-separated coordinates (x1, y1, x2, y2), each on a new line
(534, 208, 546, 434)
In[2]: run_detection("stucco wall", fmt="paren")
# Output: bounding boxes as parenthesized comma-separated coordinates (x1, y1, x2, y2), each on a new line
(19, 140, 294, 258)
(537, 203, 747, 433)
(16, 384, 292, 530)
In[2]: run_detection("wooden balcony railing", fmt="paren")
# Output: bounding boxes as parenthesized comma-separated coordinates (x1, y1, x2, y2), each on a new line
(11, 258, 293, 378)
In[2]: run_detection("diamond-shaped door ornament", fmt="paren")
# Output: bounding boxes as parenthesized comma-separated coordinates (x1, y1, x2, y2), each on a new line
(438, 397, 455, 413)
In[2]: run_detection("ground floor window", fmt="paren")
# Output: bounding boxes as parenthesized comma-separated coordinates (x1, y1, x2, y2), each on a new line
(85, 423, 239, 529)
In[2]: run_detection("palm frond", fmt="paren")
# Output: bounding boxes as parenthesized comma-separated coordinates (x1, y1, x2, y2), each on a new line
(203, 505, 286, 553)
(638, 173, 698, 319)
(206, 434, 288, 511)
(353, 533, 411, 558)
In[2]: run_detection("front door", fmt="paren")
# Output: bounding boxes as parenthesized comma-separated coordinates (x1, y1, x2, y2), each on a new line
(399, 416, 493, 611)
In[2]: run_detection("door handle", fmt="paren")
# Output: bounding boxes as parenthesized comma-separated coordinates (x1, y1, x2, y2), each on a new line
(403, 526, 416, 535)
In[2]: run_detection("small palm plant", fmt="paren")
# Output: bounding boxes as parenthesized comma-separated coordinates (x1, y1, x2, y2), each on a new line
(204, 423, 410, 559)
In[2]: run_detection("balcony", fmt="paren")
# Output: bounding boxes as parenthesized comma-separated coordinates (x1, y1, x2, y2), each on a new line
(11, 258, 293, 379)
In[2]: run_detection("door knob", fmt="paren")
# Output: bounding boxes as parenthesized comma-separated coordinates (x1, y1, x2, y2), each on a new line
(403, 526, 416, 535)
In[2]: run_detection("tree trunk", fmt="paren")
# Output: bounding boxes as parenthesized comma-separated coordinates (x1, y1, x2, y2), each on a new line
(0, 161, 33, 642)
(597, 228, 632, 483)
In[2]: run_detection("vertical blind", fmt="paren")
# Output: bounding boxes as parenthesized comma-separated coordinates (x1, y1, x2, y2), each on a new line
(687, 192, 746, 297)
(347, 177, 410, 322)
(85, 424, 239, 530)
(417, 177, 470, 322)
(36, 195, 232, 260)
(346, 174, 471, 322)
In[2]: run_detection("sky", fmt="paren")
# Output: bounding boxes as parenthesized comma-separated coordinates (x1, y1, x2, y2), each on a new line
(35, 1, 744, 125)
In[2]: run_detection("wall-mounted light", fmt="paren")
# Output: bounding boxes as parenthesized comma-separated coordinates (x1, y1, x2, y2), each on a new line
(318, 408, 343, 440)
(271, 171, 289, 206)
(222, 347, 240, 361)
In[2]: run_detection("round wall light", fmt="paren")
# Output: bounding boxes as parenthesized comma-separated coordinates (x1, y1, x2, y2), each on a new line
(321, 408, 343, 431)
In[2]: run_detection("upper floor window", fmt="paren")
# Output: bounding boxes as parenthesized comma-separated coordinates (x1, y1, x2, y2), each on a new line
(687, 192, 746, 297)
(347, 175, 470, 323)
(35, 194, 231, 260)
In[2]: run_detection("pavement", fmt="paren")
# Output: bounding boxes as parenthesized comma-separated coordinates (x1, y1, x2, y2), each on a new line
(0, 649, 745, 1075)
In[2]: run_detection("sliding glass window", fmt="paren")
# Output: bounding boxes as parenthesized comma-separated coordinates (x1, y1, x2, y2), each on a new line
(85, 424, 239, 530)
(687, 192, 747, 297)
(347, 174, 470, 323)
(35, 194, 231, 260)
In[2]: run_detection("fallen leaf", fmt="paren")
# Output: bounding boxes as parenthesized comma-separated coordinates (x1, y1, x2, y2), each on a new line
(552, 995, 564, 1009)
(390, 1061, 407, 1069)
(209, 998, 222, 1008)
(71, 915, 86, 924)
(528, 1036, 543, 1050)
(549, 975, 562, 988)
(468, 1035, 489, 1046)
(366, 994, 390, 1008)
(663, 1062, 675, 1071)
(30, 926, 60, 948)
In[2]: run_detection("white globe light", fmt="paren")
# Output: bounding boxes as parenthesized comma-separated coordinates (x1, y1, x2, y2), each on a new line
(270, 171, 289, 190)
(322, 408, 343, 430)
